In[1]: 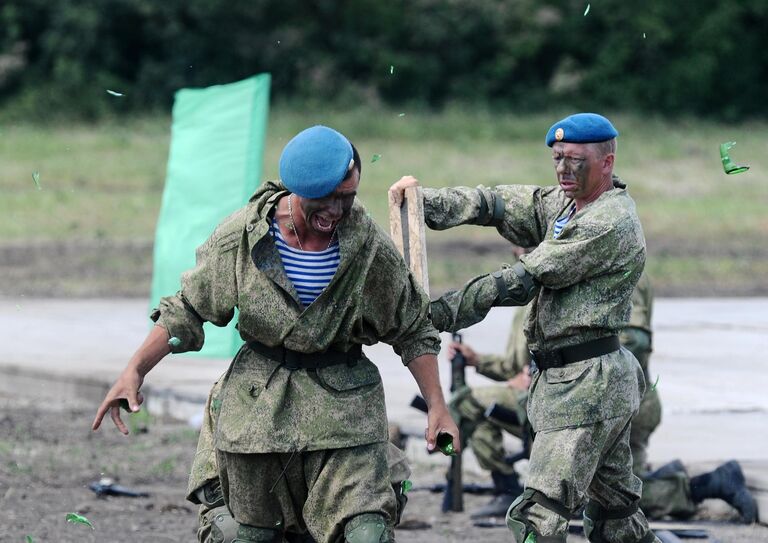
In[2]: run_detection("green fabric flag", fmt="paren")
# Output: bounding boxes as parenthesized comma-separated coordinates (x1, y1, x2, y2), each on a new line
(151, 74, 270, 358)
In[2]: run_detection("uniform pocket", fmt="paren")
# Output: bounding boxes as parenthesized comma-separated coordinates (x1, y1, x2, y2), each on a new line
(545, 359, 592, 384)
(317, 358, 382, 392)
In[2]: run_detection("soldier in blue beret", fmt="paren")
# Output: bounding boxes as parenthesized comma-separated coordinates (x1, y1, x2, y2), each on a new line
(94, 125, 459, 543)
(391, 113, 663, 542)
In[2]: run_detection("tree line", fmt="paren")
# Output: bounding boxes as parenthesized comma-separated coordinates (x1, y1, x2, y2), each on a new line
(1, 0, 766, 120)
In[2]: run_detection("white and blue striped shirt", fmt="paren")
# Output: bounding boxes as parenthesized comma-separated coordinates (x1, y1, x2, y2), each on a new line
(270, 219, 340, 307)
(553, 205, 576, 239)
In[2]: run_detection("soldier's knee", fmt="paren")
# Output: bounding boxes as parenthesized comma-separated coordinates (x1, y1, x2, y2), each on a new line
(344, 513, 391, 543)
(583, 500, 655, 543)
(198, 505, 281, 543)
(506, 489, 568, 543)
(198, 505, 238, 543)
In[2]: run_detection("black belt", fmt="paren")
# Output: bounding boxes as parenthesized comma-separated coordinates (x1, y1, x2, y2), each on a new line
(247, 340, 362, 370)
(530, 336, 620, 371)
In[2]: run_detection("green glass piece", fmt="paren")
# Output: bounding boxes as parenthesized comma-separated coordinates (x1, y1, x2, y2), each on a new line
(65, 512, 94, 529)
(524, 533, 537, 543)
(401, 479, 413, 494)
(119, 398, 131, 411)
(436, 432, 456, 456)
(371, 154, 382, 163)
(32, 171, 41, 190)
(651, 375, 660, 391)
(719, 141, 750, 175)
(25, 536, 35, 543)
(168, 336, 182, 347)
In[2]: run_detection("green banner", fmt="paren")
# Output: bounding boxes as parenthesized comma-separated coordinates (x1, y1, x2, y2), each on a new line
(150, 74, 270, 358)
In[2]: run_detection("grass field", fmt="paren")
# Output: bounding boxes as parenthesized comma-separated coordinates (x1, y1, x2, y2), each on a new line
(1, 106, 767, 295)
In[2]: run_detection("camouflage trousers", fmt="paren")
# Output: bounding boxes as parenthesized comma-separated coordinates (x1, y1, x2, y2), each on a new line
(508, 415, 657, 542)
(450, 385, 527, 476)
(189, 376, 403, 542)
(218, 442, 397, 543)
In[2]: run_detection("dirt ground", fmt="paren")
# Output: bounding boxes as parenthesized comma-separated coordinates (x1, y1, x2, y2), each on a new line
(2, 390, 767, 543)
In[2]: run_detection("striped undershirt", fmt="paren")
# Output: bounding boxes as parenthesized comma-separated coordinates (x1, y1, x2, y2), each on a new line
(270, 218, 340, 307)
(553, 205, 576, 239)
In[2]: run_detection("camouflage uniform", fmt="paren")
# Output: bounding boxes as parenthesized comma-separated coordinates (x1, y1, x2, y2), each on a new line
(425, 179, 659, 543)
(153, 181, 440, 543)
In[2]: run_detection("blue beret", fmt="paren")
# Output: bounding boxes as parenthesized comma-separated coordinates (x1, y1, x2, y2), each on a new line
(279, 125, 354, 199)
(545, 113, 618, 147)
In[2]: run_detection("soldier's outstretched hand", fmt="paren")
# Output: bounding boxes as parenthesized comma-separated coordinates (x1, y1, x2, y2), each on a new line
(389, 175, 420, 208)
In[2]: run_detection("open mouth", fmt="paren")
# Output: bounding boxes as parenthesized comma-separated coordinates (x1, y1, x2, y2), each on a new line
(313, 215, 336, 232)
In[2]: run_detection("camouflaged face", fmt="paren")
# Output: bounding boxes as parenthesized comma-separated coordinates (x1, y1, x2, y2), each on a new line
(153, 180, 440, 453)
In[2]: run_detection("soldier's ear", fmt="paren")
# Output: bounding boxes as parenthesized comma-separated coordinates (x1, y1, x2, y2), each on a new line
(601, 153, 615, 174)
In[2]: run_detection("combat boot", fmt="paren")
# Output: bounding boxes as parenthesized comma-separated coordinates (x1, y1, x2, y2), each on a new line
(690, 460, 757, 523)
(470, 471, 524, 519)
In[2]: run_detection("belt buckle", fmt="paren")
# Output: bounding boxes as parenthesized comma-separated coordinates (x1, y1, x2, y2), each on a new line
(529, 348, 563, 370)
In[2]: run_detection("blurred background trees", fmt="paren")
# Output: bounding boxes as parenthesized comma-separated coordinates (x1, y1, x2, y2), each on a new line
(1, 0, 766, 120)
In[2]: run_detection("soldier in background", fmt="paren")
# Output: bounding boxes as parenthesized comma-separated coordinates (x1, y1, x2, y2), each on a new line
(445, 303, 530, 519)
(627, 277, 758, 524)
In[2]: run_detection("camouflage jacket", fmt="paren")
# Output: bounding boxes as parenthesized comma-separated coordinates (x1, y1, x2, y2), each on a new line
(476, 305, 530, 381)
(424, 178, 646, 430)
(152, 181, 440, 453)
(424, 177, 646, 352)
(620, 271, 654, 375)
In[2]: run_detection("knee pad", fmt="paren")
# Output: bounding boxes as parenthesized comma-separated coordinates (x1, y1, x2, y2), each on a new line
(583, 500, 655, 543)
(506, 489, 568, 543)
(199, 505, 239, 543)
(344, 513, 388, 543)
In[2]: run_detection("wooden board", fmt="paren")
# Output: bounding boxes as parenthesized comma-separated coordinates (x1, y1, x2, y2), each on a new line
(388, 186, 430, 295)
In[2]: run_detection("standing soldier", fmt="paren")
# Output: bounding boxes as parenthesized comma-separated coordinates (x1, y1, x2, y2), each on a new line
(93, 125, 459, 543)
(391, 113, 660, 543)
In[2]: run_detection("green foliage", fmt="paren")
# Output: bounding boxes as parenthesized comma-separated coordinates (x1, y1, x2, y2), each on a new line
(1, 1, 767, 119)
